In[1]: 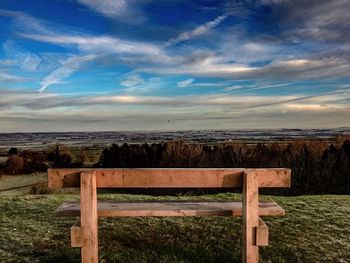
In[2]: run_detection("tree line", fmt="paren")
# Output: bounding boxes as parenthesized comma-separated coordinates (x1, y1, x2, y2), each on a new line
(96, 139, 350, 195)
(1, 137, 349, 195)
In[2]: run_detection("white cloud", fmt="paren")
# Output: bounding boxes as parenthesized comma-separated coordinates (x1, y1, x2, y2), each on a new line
(1, 87, 350, 131)
(22, 34, 173, 65)
(24, 34, 162, 55)
(0, 59, 16, 66)
(0, 72, 25, 82)
(39, 54, 96, 92)
(120, 74, 144, 87)
(177, 78, 194, 87)
(77, 0, 126, 17)
(3, 40, 41, 71)
(223, 85, 244, 91)
(165, 15, 228, 47)
(191, 82, 226, 87)
(139, 57, 256, 77)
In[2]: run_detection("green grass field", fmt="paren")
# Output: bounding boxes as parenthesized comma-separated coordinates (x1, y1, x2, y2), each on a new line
(0, 192, 349, 263)
(0, 173, 47, 192)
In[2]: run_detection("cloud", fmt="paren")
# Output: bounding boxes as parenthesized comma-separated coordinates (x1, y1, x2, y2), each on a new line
(7, 10, 162, 61)
(75, 0, 146, 23)
(9, 8, 350, 85)
(0, 72, 25, 82)
(191, 82, 226, 88)
(177, 78, 194, 87)
(1, 87, 349, 131)
(24, 34, 167, 58)
(39, 54, 96, 92)
(165, 15, 228, 47)
(224, 83, 295, 94)
(262, 0, 350, 43)
(120, 74, 144, 87)
(2, 87, 349, 111)
(77, 0, 126, 17)
(138, 57, 257, 77)
(3, 40, 41, 71)
(223, 85, 244, 92)
(0, 59, 16, 66)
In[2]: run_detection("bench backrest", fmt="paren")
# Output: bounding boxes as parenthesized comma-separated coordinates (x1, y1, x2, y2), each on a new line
(48, 168, 291, 189)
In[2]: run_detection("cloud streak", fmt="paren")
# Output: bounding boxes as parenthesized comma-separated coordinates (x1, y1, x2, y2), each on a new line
(39, 54, 96, 92)
(3, 40, 41, 71)
(165, 15, 228, 47)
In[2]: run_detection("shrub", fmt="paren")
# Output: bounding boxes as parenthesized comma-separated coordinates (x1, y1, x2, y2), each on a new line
(8, 147, 18, 156)
(48, 144, 72, 167)
(4, 155, 24, 175)
(19, 150, 48, 174)
(29, 183, 53, 195)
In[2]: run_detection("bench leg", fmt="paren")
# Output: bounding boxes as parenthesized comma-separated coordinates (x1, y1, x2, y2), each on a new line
(80, 171, 98, 263)
(242, 171, 259, 263)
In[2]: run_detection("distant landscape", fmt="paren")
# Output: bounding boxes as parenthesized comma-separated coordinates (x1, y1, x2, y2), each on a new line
(1, 129, 349, 195)
(1, 128, 349, 152)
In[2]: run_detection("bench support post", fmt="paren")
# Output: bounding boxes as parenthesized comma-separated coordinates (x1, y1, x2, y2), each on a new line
(71, 221, 83, 247)
(256, 217, 269, 247)
(80, 171, 98, 263)
(242, 171, 259, 263)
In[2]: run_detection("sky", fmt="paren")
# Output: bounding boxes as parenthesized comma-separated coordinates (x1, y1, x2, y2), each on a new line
(0, 0, 350, 132)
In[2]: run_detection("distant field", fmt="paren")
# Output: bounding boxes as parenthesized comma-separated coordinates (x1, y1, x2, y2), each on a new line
(0, 173, 47, 192)
(0, 193, 349, 263)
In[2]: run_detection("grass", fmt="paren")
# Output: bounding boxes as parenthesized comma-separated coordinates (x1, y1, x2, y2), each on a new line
(0, 173, 47, 192)
(0, 192, 350, 263)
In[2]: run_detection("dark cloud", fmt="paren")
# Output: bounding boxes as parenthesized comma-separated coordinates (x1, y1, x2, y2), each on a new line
(262, 0, 350, 43)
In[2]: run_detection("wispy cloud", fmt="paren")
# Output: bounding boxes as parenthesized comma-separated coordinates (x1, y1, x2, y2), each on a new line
(3, 40, 41, 71)
(224, 83, 296, 94)
(75, 0, 145, 23)
(24, 34, 168, 59)
(39, 54, 96, 92)
(0, 72, 25, 82)
(177, 78, 194, 87)
(120, 74, 144, 87)
(2, 87, 350, 110)
(165, 15, 228, 47)
(77, 0, 126, 17)
(1, 87, 349, 131)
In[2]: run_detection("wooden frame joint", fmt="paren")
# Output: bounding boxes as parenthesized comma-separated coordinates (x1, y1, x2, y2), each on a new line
(71, 221, 83, 247)
(255, 217, 269, 246)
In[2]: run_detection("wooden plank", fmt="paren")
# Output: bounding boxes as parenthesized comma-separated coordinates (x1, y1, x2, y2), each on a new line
(71, 221, 83, 247)
(48, 168, 291, 188)
(242, 171, 259, 263)
(54, 200, 285, 217)
(80, 171, 98, 263)
(256, 217, 269, 246)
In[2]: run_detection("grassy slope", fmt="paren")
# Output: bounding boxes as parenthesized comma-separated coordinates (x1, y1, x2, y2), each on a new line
(0, 173, 47, 191)
(0, 193, 349, 263)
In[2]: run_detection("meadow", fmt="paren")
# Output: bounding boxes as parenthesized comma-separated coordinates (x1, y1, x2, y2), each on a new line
(0, 137, 349, 262)
(0, 190, 349, 263)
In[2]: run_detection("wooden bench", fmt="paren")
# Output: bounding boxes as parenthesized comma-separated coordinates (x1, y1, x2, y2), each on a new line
(48, 168, 291, 263)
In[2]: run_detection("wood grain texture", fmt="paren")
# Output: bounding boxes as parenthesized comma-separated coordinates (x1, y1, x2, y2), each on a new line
(71, 221, 83, 247)
(48, 168, 291, 188)
(242, 171, 259, 263)
(256, 217, 269, 247)
(80, 171, 98, 263)
(55, 200, 285, 217)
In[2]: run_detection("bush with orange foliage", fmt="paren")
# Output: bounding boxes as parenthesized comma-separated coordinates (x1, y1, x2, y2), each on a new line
(4, 155, 24, 175)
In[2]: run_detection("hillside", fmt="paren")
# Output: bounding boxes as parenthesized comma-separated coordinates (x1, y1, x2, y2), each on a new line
(0, 193, 349, 263)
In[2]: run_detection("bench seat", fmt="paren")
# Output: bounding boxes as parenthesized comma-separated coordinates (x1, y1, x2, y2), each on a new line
(55, 200, 285, 217)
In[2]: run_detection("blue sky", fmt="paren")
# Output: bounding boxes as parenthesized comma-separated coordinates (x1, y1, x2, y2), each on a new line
(0, 0, 349, 132)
